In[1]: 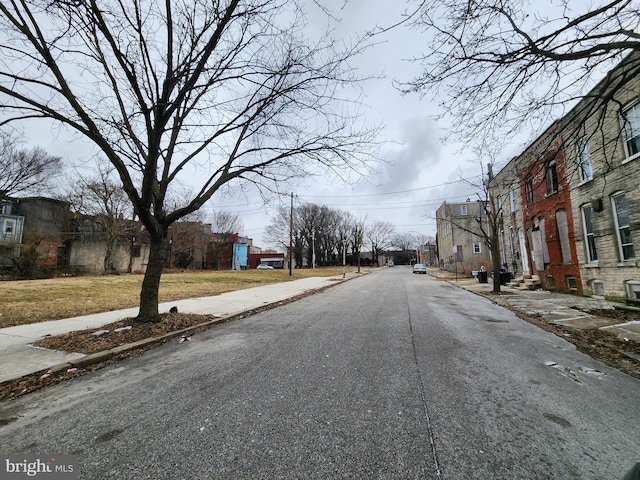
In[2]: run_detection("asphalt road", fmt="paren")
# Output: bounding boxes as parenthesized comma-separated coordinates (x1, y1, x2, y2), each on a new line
(0, 267, 638, 479)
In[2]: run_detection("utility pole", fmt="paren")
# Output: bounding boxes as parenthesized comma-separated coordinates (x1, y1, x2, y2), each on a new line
(312, 229, 316, 269)
(289, 192, 293, 276)
(342, 238, 346, 279)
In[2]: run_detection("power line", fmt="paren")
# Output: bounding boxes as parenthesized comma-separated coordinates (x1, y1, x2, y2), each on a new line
(297, 178, 481, 199)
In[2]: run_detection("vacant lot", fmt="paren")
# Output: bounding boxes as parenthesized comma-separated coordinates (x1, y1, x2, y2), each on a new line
(0, 268, 349, 328)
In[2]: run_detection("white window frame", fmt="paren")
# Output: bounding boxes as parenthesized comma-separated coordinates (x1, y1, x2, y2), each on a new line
(611, 192, 635, 261)
(581, 204, 598, 263)
(621, 101, 640, 161)
(576, 137, 593, 182)
(460, 204, 468, 216)
(3, 219, 14, 235)
(509, 187, 516, 212)
(472, 241, 481, 253)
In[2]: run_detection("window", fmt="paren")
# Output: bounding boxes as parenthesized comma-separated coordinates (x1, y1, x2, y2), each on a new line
(592, 280, 605, 296)
(546, 275, 555, 289)
(581, 204, 598, 263)
(509, 187, 516, 212)
(546, 159, 558, 194)
(576, 137, 593, 181)
(627, 281, 640, 299)
(621, 101, 640, 159)
(4, 220, 14, 235)
(460, 204, 468, 215)
(525, 177, 534, 205)
(473, 242, 481, 253)
(509, 227, 516, 263)
(612, 192, 635, 260)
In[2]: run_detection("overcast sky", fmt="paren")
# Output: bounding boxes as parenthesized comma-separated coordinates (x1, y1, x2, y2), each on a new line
(212, 0, 488, 247)
(18, 1, 533, 249)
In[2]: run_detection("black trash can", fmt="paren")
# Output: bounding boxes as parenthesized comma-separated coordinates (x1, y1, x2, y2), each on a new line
(477, 271, 488, 283)
(499, 271, 511, 285)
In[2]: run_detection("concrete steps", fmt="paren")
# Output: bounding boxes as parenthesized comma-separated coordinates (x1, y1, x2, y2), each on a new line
(508, 274, 542, 290)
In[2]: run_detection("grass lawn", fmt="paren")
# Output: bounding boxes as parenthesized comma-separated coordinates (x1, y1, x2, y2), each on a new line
(0, 267, 351, 328)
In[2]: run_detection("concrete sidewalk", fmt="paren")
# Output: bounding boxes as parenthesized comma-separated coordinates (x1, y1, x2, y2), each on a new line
(0, 275, 354, 384)
(428, 268, 640, 344)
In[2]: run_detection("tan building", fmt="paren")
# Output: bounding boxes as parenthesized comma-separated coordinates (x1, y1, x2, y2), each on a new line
(436, 200, 492, 275)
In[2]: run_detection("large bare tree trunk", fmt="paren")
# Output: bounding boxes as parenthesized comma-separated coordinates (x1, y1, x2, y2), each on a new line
(136, 232, 169, 322)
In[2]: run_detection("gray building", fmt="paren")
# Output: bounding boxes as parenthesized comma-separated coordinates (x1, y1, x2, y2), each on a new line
(561, 52, 640, 299)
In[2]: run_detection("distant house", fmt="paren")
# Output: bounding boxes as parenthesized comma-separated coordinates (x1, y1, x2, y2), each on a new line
(0, 195, 258, 275)
(0, 197, 70, 271)
(436, 200, 492, 275)
(66, 215, 149, 274)
(416, 242, 437, 266)
(0, 200, 24, 267)
(248, 250, 285, 269)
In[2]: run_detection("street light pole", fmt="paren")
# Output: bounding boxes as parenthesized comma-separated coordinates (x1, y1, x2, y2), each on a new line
(342, 239, 346, 279)
(289, 192, 293, 276)
(312, 229, 316, 269)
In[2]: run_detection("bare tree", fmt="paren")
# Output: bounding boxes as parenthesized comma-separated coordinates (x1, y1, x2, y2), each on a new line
(0, 131, 61, 200)
(0, 2, 379, 321)
(352, 217, 366, 273)
(391, 232, 415, 251)
(67, 165, 132, 274)
(366, 220, 395, 265)
(208, 210, 244, 270)
(265, 206, 292, 251)
(212, 211, 244, 236)
(405, 1, 640, 146)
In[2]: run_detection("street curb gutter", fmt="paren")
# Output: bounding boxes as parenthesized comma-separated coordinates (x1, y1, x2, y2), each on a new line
(1, 274, 364, 400)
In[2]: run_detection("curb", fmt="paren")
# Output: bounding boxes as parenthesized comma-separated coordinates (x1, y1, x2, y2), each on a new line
(0, 273, 365, 400)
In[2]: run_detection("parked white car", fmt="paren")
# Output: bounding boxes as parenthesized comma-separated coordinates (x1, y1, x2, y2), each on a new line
(412, 263, 427, 274)
(256, 264, 274, 270)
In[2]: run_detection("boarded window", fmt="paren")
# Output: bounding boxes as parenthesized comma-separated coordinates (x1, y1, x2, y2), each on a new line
(546, 159, 558, 194)
(556, 209, 571, 264)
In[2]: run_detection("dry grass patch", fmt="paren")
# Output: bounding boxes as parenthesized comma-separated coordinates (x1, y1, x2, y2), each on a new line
(0, 268, 347, 328)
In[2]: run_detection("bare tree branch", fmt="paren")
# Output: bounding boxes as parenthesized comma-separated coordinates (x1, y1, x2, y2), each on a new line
(403, 0, 640, 146)
(0, 1, 380, 320)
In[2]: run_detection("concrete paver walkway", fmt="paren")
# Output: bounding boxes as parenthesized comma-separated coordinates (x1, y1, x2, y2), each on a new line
(432, 269, 640, 343)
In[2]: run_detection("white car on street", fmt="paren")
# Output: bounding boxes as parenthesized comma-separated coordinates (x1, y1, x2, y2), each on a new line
(256, 264, 274, 270)
(412, 263, 426, 274)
